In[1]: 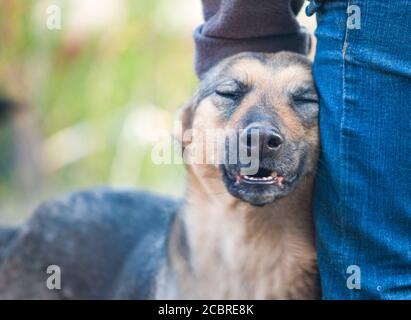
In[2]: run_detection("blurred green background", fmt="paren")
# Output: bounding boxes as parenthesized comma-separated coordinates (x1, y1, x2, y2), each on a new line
(0, 0, 202, 222)
(0, 0, 315, 223)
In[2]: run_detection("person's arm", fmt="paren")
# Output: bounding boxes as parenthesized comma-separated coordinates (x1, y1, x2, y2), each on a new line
(194, 0, 310, 77)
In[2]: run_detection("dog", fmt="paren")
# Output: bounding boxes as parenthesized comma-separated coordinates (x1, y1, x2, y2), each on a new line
(0, 51, 320, 299)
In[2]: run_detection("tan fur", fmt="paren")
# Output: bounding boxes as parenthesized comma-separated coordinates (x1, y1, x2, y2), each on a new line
(176, 174, 319, 299)
(272, 65, 314, 140)
(231, 59, 272, 85)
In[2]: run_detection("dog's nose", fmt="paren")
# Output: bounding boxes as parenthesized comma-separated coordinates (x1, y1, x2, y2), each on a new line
(240, 125, 284, 158)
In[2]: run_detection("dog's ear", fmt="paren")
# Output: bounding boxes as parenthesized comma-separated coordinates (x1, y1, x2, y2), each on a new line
(173, 99, 195, 151)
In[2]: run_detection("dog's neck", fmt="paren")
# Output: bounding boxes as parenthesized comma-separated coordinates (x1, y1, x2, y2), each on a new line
(167, 170, 319, 299)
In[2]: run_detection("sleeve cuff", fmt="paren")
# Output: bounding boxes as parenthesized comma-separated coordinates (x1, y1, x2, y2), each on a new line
(194, 25, 311, 78)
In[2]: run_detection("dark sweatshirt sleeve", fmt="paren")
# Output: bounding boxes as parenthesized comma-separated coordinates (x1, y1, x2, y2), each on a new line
(194, 0, 310, 77)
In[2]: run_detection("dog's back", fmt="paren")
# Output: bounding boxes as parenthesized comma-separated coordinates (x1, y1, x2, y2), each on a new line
(0, 226, 18, 262)
(0, 188, 178, 299)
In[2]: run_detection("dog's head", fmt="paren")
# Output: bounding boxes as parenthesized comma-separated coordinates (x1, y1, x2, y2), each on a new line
(178, 52, 319, 206)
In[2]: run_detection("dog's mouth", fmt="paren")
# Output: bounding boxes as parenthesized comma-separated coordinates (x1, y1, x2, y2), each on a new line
(238, 167, 285, 186)
(221, 164, 300, 206)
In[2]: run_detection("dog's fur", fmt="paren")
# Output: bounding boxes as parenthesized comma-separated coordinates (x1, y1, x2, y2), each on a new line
(0, 52, 320, 299)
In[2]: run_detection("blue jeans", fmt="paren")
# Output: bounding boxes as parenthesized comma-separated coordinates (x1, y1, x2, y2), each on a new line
(313, 0, 411, 299)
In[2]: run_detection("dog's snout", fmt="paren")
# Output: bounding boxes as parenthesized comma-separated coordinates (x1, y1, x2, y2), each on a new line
(240, 125, 284, 158)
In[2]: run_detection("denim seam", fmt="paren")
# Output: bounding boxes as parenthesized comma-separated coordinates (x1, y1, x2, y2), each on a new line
(340, 0, 350, 205)
(341, 0, 352, 299)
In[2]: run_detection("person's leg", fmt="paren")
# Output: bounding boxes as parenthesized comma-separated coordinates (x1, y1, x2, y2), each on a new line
(314, 0, 411, 299)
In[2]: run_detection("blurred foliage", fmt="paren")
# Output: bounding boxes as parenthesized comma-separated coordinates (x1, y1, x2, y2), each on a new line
(0, 0, 198, 221)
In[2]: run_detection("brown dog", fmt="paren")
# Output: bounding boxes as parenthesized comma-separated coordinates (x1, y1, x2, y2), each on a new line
(0, 51, 320, 300)
(156, 51, 320, 299)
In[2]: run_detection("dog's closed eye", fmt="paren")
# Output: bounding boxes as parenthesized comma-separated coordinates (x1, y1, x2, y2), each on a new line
(292, 96, 319, 106)
(289, 86, 319, 106)
(215, 80, 247, 100)
(287, 85, 319, 125)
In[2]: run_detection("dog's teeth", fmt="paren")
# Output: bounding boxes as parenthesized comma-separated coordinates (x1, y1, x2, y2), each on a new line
(243, 175, 274, 181)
